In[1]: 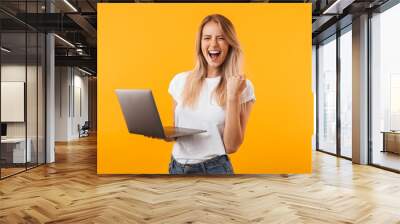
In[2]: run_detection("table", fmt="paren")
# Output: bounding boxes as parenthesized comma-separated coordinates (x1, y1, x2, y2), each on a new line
(381, 131, 400, 154)
(1, 138, 32, 164)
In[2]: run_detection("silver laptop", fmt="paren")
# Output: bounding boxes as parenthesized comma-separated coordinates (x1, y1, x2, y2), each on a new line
(115, 89, 206, 139)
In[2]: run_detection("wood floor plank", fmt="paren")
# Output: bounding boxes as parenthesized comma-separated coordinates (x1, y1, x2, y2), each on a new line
(0, 135, 400, 223)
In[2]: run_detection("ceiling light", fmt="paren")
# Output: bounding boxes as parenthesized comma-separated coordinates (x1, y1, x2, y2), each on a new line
(78, 67, 93, 76)
(1, 47, 11, 53)
(322, 0, 354, 15)
(54, 34, 75, 48)
(63, 0, 78, 12)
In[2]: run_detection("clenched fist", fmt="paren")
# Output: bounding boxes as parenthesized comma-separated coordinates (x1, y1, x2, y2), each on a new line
(227, 74, 246, 101)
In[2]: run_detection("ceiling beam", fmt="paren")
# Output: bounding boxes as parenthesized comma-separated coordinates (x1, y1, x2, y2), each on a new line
(67, 13, 97, 39)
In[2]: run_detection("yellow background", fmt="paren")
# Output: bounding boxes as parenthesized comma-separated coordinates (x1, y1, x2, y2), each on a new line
(98, 3, 312, 174)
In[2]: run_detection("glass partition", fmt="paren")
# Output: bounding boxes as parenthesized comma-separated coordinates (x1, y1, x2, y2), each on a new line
(0, 1, 46, 179)
(1, 31, 28, 177)
(27, 30, 38, 169)
(317, 35, 337, 154)
(371, 3, 400, 171)
(339, 27, 352, 158)
(38, 32, 45, 165)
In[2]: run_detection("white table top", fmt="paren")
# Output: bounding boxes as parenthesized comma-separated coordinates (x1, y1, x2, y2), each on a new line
(1, 138, 29, 143)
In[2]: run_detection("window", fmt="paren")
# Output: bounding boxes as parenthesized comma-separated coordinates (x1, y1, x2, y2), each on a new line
(339, 28, 352, 158)
(371, 2, 400, 171)
(317, 36, 337, 154)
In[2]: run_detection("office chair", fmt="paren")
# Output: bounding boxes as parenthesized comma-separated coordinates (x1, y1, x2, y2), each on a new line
(79, 121, 90, 138)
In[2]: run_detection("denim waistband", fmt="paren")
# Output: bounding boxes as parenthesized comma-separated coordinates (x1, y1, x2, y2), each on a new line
(172, 155, 229, 168)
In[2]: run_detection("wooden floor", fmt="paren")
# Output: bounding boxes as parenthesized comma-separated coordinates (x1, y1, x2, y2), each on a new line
(1, 135, 400, 223)
(373, 150, 400, 171)
(0, 167, 26, 178)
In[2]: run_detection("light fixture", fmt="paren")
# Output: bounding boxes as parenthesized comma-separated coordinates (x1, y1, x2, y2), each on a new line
(76, 48, 86, 56)
(78, 67, 93, 76)
(322, 0, 354, 15)
(54, 34, 75, 48)
(1, 47, 11, 53)
(63, 0, 78, 12)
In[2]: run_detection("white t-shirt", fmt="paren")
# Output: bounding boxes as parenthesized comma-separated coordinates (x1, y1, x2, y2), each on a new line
(168, 71, 255, 164)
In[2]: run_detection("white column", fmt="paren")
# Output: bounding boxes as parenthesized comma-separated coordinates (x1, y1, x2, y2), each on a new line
(46, 32, 55, 163)
(45, 0, 55, 163)
(352, 14, 369, 164)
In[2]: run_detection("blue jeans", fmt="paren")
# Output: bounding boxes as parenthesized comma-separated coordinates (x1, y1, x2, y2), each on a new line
(169, 155, 234, 175)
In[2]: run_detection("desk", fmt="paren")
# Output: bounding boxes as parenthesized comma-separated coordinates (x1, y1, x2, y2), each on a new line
(381, 131, 400, 154)
(1, 138, 31, 163)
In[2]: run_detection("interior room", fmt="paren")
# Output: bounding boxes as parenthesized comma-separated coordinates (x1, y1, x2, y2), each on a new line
(0, 0, 399, 223)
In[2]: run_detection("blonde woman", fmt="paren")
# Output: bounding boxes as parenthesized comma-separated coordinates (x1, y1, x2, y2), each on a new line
(168, 14, 255, 174)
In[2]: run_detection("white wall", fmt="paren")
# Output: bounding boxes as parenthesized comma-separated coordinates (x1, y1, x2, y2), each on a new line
(55, 67, 89, 141)
(55, 67, 70, 141)
(72, 73, 89, 138)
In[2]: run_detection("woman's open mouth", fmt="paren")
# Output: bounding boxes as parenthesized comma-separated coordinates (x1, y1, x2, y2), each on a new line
(208, 50, 221, 60)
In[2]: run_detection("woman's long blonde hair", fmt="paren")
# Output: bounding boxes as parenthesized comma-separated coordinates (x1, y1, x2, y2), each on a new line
(182, 14, 243, 108)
